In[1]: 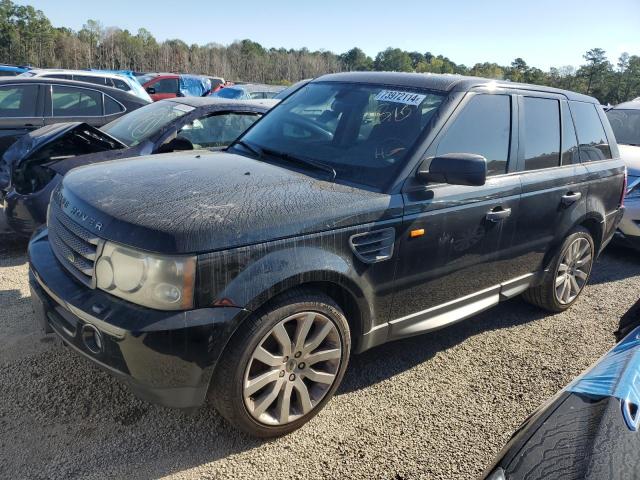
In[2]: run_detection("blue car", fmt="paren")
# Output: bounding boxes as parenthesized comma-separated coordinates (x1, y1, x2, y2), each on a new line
(484, 298, 640, 480)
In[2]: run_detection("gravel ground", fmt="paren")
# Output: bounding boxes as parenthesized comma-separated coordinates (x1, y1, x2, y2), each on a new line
(1, 234, 639, 480)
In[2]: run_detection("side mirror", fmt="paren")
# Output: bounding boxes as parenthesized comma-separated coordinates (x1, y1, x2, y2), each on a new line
(416, 153, 487, 186)
(145, 87, 156, 95)
(175, 91, 185, 97)
(157, 137, 194, 154)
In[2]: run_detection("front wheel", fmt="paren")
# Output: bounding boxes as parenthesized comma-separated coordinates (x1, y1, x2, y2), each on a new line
(522, 227, 595, 312)
(210, 290, 351, 437)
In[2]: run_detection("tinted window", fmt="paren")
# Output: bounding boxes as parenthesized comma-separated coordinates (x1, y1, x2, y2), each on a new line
(436, 94, 511, 176)
(176, 113, 261, 148)
(112, 78, 130, 91)
(104, 96, 124, 115)
(151, 78, 179, 94)
(0, 71, 19, 77)
(52, 85, 102, 116)
(521, 97, 560, 170)
(0, 85, 38, 117)
(606, 109, 640, 146)
(237, 82, 445, 190)
(249, 92, 266, 99)
(74, 75, 106, 85)
(45, 74, 72, 80)
(570, 101, 611, 161)
(561, 102, 580, 164)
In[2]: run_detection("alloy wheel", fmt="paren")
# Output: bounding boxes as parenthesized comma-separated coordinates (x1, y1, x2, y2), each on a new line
(555, 237, 593, 305)
(243, 311, 342, 426)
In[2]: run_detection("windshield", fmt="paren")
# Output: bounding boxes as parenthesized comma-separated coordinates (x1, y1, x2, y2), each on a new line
(101, 101, 194, 146)
(213, 88, 245, 99)
(235, 82, 445, 189)
(607, 109, 640, 146)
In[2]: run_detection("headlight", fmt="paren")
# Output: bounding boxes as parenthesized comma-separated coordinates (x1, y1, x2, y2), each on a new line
(627, 176, 640, 199)
(95, 241, 196, 310)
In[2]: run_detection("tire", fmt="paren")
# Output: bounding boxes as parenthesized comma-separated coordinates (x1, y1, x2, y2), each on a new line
(210, 289, 351, 438)
(522, 226, 595, 313)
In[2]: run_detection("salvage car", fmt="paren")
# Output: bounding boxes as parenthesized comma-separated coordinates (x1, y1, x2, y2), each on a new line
(0, 77, 148, 157)
(212, 83, 285, 100)
(1, 97, 276, 236)
(607, 100, 640, 250)
(483, 298, 640, 480)
(28, 72, 625, 437)
(19, 69, 152, 103)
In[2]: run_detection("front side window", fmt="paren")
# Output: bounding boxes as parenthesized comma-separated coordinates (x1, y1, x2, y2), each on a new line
(151, 78, 179, 94)
(436, 94, 511, 176)
(606, 109, 640, 146)
(101, 101, 194, 146)
(235, 82, 445, 190)
(521, 97, 560, 171)
(0, 85, 38, 117)
(51, 85, 102, 116)
(570, 101, 612, 161)
(176, 112, 261, 148)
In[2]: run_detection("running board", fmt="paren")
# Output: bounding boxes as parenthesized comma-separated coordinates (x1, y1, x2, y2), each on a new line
(387, 273, 536, 341)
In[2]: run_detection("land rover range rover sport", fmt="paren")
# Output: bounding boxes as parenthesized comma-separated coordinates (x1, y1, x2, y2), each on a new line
(29, 72, 625, 437)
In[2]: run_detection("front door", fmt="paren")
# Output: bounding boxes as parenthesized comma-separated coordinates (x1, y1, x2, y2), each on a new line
(390, 92, 522, 339)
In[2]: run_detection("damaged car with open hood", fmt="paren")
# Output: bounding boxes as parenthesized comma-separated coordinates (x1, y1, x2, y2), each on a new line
(0, 97, 276, 236)
(28, 72, 625, 437)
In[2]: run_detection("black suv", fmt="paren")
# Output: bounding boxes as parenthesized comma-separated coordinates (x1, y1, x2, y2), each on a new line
(28, 72, 625, 437)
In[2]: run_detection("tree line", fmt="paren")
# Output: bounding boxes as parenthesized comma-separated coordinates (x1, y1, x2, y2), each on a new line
(1, 0, 639, 104)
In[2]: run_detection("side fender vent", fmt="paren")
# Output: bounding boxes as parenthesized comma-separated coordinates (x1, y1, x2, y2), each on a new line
(349, 227, 396, 264)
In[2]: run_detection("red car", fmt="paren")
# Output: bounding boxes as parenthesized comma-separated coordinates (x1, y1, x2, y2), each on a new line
(138, 73, 181, 101)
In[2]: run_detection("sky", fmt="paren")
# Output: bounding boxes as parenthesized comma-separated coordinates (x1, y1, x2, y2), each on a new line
(16, 0, 640, 71)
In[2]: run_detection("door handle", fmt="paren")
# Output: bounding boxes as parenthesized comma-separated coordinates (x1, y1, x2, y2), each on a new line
(486, 206, 512, 222)
(561, 191, 582, 206)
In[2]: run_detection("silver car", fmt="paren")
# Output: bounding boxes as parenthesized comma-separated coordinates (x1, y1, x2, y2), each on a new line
(607, 100, 640, 250)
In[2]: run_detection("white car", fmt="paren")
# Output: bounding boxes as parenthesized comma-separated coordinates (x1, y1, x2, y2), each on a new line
(18, 69, 152, 103)
(607, 100, 640, 250)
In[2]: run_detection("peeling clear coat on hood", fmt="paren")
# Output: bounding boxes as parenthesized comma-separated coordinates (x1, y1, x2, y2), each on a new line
(57, 151, 403, 254)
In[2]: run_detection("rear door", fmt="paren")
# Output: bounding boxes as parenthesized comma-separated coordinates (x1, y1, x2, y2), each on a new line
(44, 84, 106, 127)
(389, 91, 522, 338)
(0, 83, 44, 154)
(509, 93, 589, 277)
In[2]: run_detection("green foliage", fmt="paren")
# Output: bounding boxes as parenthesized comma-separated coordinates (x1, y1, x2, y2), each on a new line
(0, 1, 639, 103)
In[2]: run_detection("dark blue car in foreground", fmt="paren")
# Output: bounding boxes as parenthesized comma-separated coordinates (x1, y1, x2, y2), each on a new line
(484, 298, 640, 480)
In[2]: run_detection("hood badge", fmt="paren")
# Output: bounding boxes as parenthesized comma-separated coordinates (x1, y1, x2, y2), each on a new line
(53, 189, 103, 232)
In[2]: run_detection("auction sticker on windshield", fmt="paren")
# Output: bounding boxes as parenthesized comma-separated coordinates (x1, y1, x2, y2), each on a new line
(375, 90, 426, 106)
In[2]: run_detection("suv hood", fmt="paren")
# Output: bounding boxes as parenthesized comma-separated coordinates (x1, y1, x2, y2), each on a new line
(57, 151, 400, 254)
(619, 144, 640, 174)
(0, 122, 127, 190)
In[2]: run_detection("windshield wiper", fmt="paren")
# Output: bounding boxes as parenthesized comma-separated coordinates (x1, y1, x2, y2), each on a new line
(233, 140, 263, 158)
(260, 147, 337, 181)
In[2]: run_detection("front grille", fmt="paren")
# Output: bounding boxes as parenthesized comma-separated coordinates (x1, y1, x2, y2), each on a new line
(48, 199, 100, 287)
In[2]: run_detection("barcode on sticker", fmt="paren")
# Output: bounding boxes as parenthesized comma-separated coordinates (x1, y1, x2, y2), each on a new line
(375, 90, 426, 106)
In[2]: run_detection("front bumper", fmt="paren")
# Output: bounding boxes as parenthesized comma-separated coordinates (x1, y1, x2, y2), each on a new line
(28, 229, 250, 408)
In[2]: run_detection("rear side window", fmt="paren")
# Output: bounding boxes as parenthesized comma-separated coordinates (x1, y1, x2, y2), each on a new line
(112, 78, 130, 91)
(0, 84, 38, 117)
(74, 75, 106, 85)
(570, 101, 611, 161)
(436, 94, 511, 176)
(44, 74, 72, 80)
(104, 96, 124, 115)
(521, 97, 560, 170)
(52, 85, 102, 116)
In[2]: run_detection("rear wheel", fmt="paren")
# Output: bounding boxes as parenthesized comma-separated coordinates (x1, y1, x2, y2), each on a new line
(211, 290, 350, 437)
(522, 227, 595, 312)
